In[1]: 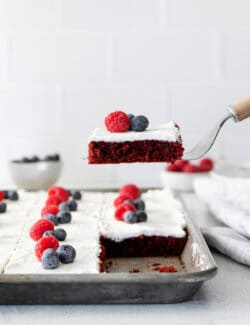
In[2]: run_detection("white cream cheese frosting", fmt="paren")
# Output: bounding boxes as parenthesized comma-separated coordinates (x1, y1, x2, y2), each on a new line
(89, 121, 181, 143)
(99, 189, 187, 242)
(3, 189, 187, 274)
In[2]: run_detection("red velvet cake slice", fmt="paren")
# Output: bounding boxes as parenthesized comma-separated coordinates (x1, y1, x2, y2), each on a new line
(99, 188, 188, 264)
(88, 121, 184, 164)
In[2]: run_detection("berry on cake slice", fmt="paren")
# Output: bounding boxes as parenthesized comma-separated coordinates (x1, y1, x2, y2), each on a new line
(43, 228, 67, 241)
(119, 184, 141, 200)
(59, 202, 70, 212)
(131, 115, 149, 132)
(115, 202, 136, 221)
(105, 111, 131, 133)
(113, 194, 131, 208)
(48, 186, 69, 202)
(133, 199, 145, 211)
(136, 211, 148, 223)
(54, 228, 67, 241)
(68, 199, 78, 211)
(124, 211, 138, 224)
(0, 191, 4, 201)
(69, 190, 82, 200)
(57, 245, 76, 264)
(3, 190, 19, 201)
(57, 211, 72, 224)
(41, 248, 59, 269)
(41, 204, 59, 216)
(43, 213, 59, 226)
(46, 195, 62, 206)
(0, 202, 7, 213)
(30, 219, 55, 241)
(35, 236, 59, 260)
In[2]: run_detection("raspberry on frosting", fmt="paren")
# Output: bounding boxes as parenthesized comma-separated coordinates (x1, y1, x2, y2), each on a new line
(48, 186, 69, 202)
(29, 219, 55, 241)
(114, 202, 136, 221)
(113, 194, 131, 208)
(41, 204, 59, 217)
(35, 236, 59, 261)
(46, 195, 62, 206)
(119, 184, 141, 200)
(105, 111, 131, 133)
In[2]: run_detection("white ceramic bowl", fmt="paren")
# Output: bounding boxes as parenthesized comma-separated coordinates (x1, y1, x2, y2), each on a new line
(160, 170, 210, 192)
(8, 161, 63, 191)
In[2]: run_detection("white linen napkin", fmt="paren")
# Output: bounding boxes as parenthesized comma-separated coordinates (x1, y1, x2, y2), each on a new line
(193, 174, 250, 266)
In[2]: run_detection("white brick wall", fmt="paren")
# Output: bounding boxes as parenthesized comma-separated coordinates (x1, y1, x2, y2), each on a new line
(0, 0, 249, 188)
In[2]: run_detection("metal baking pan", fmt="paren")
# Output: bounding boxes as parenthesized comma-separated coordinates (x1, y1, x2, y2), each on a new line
(0, 193, 217, 304)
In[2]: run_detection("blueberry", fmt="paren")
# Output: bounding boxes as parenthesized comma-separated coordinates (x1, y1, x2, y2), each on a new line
(43, 230, 55, 238)
(0, 202, 7, 213)
(44, 155, 53, 161)
(41, 249, 59, 269)
(59, 202, 70, 212)
(7, 191, 19, 201)
(30, 156, 39, 163)
(44, 213, 59, 226)
(54, 228, 67, 241)
(57, 211, 72, 224)
(131, 115, 149, 132)
(68, 200, 77, 211)
(45, 154, 60, 161)
(133, 199, 145, 211)
(70, 190, 82, 200)
(53, 154, 60, 161)
(127, 113, 135, 130)
(22, 157, 30, 163)
(57, 245, 76, 264)
(136, 211, 147, 223)
(124, 210, 138, 224)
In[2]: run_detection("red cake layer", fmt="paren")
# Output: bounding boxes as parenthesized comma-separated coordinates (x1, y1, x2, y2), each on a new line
(88, 140, 184, 164)
(100, 235, 187, 260)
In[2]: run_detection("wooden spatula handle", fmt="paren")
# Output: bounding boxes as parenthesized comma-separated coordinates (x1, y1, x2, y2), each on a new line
(231, 96, 250, 121)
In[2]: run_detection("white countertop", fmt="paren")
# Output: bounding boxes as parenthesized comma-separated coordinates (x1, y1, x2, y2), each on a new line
(0, 193, 249, 325)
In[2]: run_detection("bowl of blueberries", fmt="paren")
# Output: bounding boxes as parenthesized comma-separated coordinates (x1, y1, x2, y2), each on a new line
(9, 154, 63, 191)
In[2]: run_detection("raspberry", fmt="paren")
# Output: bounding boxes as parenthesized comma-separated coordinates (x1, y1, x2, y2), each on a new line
(174, 160, 188, 170)
(0, 191, 4, 201)
(46, 195, 62, 206)
(114, 202, 136, 221)
(30, 219, 55, 241)
(35, 236, 59, 261)
(166, 163, 181, 172)
(113, 195, 131, 208)
(154, 265, 177, 273)
(48, 186, 69, 202)
(41, 204, 59, 217)
(182, 164, 201, 173)
(199, 158, 214, 172)
(105, 111, 130, 133)
(119, 184, 141, 200)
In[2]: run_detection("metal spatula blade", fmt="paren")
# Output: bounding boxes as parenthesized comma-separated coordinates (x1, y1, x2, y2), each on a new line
(183, 96, 250, 160)
(183, 111, 233, 160)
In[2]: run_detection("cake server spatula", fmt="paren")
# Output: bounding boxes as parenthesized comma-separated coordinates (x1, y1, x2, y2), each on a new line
(183, 96, 250, 160)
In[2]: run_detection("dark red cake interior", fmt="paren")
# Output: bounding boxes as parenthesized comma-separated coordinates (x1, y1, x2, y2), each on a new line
(99, 234, 187, 272)
(88, 140, 184, 164)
